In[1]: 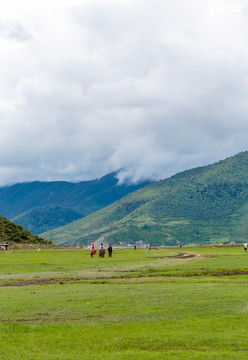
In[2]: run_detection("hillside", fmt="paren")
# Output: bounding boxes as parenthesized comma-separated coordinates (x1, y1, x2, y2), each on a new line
(0, 215, 50, 245)
(42, 151, 248, 246)
(12, 206, 83, 235)
(0, 172, 150, 234)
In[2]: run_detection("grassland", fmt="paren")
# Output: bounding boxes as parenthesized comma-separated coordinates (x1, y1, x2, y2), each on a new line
(1, 245, 248, 359)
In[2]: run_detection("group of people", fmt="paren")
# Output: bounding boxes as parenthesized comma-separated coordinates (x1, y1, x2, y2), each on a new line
(91, 241, 248, 255)
(90, 242, 112, 258)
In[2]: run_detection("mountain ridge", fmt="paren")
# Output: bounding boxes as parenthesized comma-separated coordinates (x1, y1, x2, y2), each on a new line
(42, 151, 248, 246)
(0, 171, 151, 234)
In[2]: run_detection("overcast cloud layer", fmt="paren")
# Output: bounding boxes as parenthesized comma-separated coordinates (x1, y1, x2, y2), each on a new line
(0, 0, 248, 185)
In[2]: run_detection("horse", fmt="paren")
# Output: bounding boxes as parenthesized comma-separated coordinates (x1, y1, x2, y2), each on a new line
(99, 248, 105, 258)
(90, 249, 97, 257)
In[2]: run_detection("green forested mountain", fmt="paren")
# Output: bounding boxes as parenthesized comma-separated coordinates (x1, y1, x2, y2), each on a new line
(0, 172, 150, 234)
(42, 151, 248, 246)
(0, 215, 50, 245)
(12, 206, 83, 235)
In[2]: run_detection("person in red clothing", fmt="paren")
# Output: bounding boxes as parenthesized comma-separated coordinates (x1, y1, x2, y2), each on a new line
(90, 243, 96, 257)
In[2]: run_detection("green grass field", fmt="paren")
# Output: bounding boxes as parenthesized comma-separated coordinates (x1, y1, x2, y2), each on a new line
(1, 245, 248, 359)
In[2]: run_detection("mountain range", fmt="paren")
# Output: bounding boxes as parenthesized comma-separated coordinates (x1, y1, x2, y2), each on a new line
(0, 172, 151, 234)
(42, 151, 248, 246)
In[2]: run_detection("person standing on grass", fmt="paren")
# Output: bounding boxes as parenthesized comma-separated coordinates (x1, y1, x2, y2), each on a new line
(108, 244, 113, 257)
(244, 241, 247, 252)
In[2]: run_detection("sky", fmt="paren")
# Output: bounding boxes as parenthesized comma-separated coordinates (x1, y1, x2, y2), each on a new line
(0, 0, 248, 185)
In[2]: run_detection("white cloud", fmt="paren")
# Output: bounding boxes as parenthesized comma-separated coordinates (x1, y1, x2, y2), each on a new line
(0, 0, 248, 185)
(0, 21, 31, 42)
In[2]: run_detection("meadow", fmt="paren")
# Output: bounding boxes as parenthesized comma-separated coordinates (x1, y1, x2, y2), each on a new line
(1, 245, 248, 359)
